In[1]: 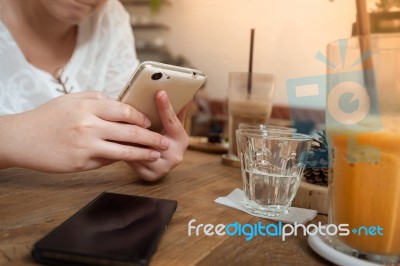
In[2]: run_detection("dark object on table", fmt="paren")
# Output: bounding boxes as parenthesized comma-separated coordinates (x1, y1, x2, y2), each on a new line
(188, 136, 228, 154)
(32, 192, 177, 266)
(208, 133, 222, 143)
(303, 130, 329, 186)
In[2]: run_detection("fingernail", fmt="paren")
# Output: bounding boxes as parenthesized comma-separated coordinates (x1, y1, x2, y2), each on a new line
(159, 90, 168, 104)
(161, 137, 171, 149)
(150, 151, 161, 159)
(144, 117, 151, 128)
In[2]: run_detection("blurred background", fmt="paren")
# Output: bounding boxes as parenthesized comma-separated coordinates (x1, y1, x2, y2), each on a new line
(121, 0, 400, 136)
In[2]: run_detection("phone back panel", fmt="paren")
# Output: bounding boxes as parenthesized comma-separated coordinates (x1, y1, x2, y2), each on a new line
(118, 62, 206, 132)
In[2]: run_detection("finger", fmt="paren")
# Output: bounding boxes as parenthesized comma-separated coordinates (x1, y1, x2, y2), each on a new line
(155, 90, 184, 134)
(177, 101, 192, 123)
(94, 141, 161, 162)
(89, 100, 151, 128)
(128, 161, 168, 182)
(100, 122, 170, 150)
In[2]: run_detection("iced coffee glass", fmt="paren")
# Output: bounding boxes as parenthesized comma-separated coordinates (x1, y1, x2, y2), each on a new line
(226, 72, 275, 164)
(326, 34, 400, 264)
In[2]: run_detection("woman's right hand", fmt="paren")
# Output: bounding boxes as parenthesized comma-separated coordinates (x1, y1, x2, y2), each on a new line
(0, 91, 170, 173)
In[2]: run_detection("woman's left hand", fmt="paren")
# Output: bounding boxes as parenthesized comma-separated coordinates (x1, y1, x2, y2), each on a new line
(127, 90, 190, 181)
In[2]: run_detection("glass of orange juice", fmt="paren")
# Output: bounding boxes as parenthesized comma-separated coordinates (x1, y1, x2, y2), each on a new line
(326, 34, 400, 264)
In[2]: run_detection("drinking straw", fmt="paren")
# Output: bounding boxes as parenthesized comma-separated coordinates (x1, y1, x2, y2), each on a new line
(355, 0, 371, 36)
(355, 0, 374, 87)
(247, 28, 254, 96)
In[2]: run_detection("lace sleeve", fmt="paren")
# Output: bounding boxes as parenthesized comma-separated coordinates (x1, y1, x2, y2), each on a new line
(102, 1, 140, 98)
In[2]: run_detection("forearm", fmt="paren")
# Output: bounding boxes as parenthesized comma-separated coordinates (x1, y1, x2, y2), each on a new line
(0, 113, 24, 169)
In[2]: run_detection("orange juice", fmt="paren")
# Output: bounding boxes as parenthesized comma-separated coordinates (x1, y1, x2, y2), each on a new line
(330, 116, 400, 255)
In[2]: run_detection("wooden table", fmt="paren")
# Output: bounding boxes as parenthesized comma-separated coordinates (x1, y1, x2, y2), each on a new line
(0, 149, 331, 265)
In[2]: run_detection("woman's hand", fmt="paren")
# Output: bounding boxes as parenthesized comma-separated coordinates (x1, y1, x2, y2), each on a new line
(126, 90, 190, 181)
(0, 91, 170, 173)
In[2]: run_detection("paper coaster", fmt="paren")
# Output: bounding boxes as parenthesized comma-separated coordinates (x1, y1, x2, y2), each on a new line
(215, 188, 317, 224)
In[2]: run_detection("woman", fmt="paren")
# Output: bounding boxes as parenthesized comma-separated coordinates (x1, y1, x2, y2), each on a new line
(0, 0, 189, 181)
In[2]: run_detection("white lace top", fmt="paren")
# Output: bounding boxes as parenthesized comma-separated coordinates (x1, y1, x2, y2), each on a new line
(0, 0, 139, 115)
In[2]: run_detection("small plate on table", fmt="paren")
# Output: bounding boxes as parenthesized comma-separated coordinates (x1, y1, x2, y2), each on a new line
(308, 229, 384, 266)
(188, 136, 228, 154)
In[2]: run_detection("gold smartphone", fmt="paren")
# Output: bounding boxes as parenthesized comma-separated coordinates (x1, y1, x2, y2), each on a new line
(118, 61, 207, 132)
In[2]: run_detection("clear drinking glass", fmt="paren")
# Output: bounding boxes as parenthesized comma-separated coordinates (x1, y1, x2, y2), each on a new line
(238, 123, 296, 132)
(326, 34, 400, 264)
(236, 128, 312, 217)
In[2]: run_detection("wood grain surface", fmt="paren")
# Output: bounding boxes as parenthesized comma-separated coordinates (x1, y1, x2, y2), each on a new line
(0, 150, 331, 266)
(292, 181, 329, 215)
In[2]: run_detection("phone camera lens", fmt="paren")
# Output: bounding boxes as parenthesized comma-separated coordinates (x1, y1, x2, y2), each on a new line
(151, 72, 163, 80)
